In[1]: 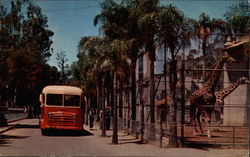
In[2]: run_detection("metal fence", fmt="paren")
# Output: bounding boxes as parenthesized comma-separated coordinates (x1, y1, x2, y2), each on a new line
(117, 64, 250, 148)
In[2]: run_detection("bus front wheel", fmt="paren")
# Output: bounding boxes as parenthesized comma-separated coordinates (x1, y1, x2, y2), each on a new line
(41, 129, 48, 136)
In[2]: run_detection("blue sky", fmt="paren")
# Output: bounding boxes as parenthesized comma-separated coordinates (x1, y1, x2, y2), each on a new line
(34, 0, 101, 67)
(3, 0, 242, 68)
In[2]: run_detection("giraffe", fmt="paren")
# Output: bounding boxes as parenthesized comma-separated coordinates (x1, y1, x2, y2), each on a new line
(155, 81, 182, 112)
(189, 53, 235, 137)
(213, 76, 250, 130)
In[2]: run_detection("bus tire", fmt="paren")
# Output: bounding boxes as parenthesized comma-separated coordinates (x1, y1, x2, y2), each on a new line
(41, 129, 48, 136)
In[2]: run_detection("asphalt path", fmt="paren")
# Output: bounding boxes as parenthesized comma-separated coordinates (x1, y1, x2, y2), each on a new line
(0, 119, 248, 157)
(0, 119, 114, 156)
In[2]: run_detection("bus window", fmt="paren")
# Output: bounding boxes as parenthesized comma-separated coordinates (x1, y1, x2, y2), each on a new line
(46, 94, 62, 106)
(64, 95, 80, 107)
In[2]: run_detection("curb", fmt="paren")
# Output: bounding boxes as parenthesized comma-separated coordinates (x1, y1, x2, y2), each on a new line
(8, 117, 27, 123)
(0, 125, 15, 134)
(0, 118, 27, 134)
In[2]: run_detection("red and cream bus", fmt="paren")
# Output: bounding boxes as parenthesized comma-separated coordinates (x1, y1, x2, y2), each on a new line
(39, 85, 84, 135)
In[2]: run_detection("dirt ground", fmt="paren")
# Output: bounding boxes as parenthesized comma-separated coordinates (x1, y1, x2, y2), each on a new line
(180, 125, 248, 148)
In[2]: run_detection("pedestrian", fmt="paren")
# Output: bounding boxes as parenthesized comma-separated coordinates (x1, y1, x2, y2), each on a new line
(89, 108, 94, 129)
(28, 106, 33, 118)
(99, 110, 103, 129)
(105, 106, 111, 130)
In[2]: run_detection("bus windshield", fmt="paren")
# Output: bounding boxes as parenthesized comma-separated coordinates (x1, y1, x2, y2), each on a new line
(46, 94, 63, 106)
(64, 95, 80, 106)
(46, 94, 80, 107)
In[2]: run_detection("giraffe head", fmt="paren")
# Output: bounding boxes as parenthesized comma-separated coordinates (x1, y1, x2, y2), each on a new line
(238, 76, 250, 84)
(222, 52, 236, 63)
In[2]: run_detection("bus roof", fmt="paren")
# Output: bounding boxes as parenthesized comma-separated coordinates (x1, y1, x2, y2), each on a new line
(42, 85, 83, 95)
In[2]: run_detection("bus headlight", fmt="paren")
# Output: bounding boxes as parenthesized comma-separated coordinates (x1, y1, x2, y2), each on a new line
(48, 113, 52, 118)
(72, 114, 78, 118)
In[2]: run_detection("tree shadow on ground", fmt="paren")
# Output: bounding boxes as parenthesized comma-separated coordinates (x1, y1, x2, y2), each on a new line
(0, 135, 30, 147)
(42, 129, 94, 137)
(182, 140, 248, 150)
(118, 140, 142, 145)
(14, 124, 39, 129)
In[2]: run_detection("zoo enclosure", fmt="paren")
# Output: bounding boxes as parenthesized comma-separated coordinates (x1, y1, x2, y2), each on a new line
(117, 57, 249, 148)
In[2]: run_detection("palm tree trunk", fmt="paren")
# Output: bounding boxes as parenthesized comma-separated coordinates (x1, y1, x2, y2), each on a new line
(149, 55, 156, 141)
(180, 57, 185, 144)
(119, 79, 123, 118)
(96, 86, 100, 122)
(126, 85, 131, 134)
(101, 75, 106, 137)
(168, 58, 178, 148)
(131, 59, 137, 121)
(139, 81, 145, 143)
(112, 72, 118, 144)
(150, 60, 155, 124)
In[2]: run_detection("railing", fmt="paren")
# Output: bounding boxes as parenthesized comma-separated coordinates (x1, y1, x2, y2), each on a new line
(179, 124, 249, 148)
(3, 107, 28, 122)
(118, 118, 249, 148)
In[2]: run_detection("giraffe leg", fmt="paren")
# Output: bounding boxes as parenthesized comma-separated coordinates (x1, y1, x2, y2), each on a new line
(214, 110, 221, 131)
(207, 121, 211, 138)
(192, 115, 197, 135)
(207, 121, 211, 137)
(193, 121, 197, 135)
(196, 112, 203, 135)
(190, 103, 197, 135)
(206, 112, 212, 137)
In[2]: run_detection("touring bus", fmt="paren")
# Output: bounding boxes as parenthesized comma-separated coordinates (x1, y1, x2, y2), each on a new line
(39, 85, 84, 135)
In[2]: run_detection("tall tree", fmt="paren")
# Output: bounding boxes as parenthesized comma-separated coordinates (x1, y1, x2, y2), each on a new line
(95, 0, 144, 127)
(157, 4, 194, 147)
(224, 1, 250, 35)
(0, 0, 55, 109)
(194, 12, 226, 81)
(56, 50, 70, 84)
(78, 36, 129, 144)
(133, 0, 159, 126)
(90, 38, 129, 144)
(77, 36, 107, 136)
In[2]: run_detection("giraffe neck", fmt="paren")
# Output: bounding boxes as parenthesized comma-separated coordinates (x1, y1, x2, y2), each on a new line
(203, 59, 225, 91)
(217, 81, 242, 99)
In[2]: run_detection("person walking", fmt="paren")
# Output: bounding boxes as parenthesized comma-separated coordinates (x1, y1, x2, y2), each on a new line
(105, 106, 111, 130)
(89, 108, 94, 129)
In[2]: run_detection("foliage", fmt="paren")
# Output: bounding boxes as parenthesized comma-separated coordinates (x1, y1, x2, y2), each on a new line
(225, 1, 250, 34)
(56, 50, 71, 83)
(157, 5, 195, 57)
(74, 0, 230, 147)
(0, 0, 58, 108)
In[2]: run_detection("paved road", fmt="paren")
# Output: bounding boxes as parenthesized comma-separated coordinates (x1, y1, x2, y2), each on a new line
(0, 119, 248, 157)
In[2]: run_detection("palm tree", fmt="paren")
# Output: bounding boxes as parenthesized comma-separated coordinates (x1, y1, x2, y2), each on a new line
(126, 1, 159, 140)
(194, 12, 226, 81)
(95, 0, 144, 128)
(224, 0, 249, 63)
(78, 36, 108, 136)
(96, 39, 129, 144)
(110, 40, 130, 144)
(157, 4, 195, 147)
(224, 1, 250, 35)
(79, 33, 130, 144)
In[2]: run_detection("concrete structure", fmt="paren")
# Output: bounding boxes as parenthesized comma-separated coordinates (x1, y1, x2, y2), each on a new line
(223, 35, 250, 126)
(119, 36, 249, 143)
